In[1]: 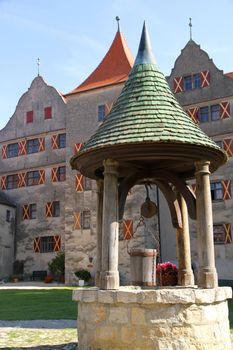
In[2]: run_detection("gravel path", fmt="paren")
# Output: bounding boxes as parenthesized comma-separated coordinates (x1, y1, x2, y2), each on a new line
(0, 319, 76, 329)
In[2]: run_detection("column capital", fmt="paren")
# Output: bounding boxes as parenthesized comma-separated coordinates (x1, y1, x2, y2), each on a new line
(195, 160, 210, 176)
(103, 159, 119, 176)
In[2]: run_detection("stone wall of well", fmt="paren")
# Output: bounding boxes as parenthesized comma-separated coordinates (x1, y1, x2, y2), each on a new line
(73, 287, 232, 350)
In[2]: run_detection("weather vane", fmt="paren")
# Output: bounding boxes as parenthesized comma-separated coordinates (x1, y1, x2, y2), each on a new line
(116, 16, 120, 32)
(37, 58, 40, 76)
(189, 18, 192, 40)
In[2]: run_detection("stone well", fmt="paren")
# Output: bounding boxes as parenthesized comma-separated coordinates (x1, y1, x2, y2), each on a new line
(73, 286, 232, 350)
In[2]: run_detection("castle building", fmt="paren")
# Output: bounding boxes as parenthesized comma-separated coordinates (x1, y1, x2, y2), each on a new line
(0, 25, 232, 283)
(167, 39, 233, 280)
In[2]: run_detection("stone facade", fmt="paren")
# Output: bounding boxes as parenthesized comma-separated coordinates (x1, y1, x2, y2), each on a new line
(73, 286, 232, 350)
(0, 76, 67, 276)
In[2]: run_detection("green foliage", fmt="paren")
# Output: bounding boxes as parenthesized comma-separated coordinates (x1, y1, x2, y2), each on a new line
(0, 289, 76, 320)
(48, 252, 65, 275)
(75, 269, 91, 282)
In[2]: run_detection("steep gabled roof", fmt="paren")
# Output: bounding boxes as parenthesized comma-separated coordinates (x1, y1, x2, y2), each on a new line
(67, 31, 134, 95)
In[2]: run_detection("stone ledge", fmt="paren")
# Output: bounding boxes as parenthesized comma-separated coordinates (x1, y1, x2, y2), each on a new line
(72, 286, 232, 305)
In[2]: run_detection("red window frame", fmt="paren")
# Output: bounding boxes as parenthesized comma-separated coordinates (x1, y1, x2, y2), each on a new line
(44, 106, 52, 120)
(26, 111, 33, 123)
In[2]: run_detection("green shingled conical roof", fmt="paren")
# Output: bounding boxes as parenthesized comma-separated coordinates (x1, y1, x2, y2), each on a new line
(71, 23, 227, 178)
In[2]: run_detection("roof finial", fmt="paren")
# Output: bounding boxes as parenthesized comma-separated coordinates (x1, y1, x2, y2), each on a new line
(189, 18, 192, 40)
(116, 16, 120, 32)
(134, 21, 156, 66)
(37, 57, 40, 76)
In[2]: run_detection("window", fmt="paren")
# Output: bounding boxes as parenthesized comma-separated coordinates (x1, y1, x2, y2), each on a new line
(211, 104, 220, 121)
(184, 74, 201, 91)
(26, 111, 33, 123)
(84, 177, 92, 191)
(7, 143, 19, 158)
(58, 134, 66, 149)
(7, 175, 18, 189)
(52, 201, 60, 217)
(213, 225, 231, 245)
(57, 166, 66, 181)
(27, 139, 39, 154)
(98, 105, 106, 122)
(40, 236, 55, 253)
(193, 73, 201, 89)
(82, 210, 91, 229)
(29, 204, 37, 219)
(198, 107, 209, 123)
(211, 182, 223, 201)
(6, 210, 11, 222)
(27, 171, 40, 186)
(184, 76, 192, 91)
(44, 106, 52, 119)
(213, 225, 225, 244)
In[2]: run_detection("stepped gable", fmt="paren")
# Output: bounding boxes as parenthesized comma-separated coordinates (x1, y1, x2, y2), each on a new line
(67, 30, 134, 94)
(71, 22, 227, 178)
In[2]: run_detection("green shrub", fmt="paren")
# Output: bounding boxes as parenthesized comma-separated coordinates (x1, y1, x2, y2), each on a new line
(75, 269, 91, 282)
(48, 252, 65, 276)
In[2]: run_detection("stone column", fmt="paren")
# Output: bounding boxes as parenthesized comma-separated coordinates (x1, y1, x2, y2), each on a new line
(101, 159, 119, 289)
(195, 160, 218, 288)
(95, 179, 103, 288)
(176, 194, 194, 286)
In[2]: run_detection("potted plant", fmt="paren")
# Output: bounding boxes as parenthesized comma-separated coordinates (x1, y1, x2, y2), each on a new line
(156, 261, 178, 286)
(75, 269, 91, 286)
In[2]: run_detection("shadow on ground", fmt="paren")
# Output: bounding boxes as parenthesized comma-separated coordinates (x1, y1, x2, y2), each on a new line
(0, 343, 77, 350)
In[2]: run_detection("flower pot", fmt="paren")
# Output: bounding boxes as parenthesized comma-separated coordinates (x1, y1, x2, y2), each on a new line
(79, 279, 85, 287)
(159, 273, 177, 286)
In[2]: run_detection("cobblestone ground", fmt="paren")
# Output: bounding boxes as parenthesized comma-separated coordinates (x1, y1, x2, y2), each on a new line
(0, 320, 78, 350)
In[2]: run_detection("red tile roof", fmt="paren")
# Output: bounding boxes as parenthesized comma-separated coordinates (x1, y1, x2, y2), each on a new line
(225, 72, 233, 79)
(67, 31, 134, 95)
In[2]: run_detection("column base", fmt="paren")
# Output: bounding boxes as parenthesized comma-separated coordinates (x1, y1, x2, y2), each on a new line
(198, 268, 218, 288)
(101, 271, 119, 289)
(178, 269, 194, 286)
(95, 271, 101, 288)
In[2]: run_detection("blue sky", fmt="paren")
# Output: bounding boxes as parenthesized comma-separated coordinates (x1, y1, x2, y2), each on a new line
(1, 0, 233, 129)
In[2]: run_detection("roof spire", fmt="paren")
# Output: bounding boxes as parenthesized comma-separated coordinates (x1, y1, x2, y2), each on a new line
(116, 16, 121, 32)
(37, 57, 40, 76)
(134, 21, 156, 66)
(189, 18, 192, 40)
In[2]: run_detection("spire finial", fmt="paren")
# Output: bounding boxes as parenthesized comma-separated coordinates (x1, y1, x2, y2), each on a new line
(134, 21, 156, 66)
(116, 16, 120, 32)
(189, 18, 192, 40)
(37, 57, 40, 76)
